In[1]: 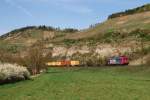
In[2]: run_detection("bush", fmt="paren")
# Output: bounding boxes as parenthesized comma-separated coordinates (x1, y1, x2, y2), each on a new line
(63, 39, 77, 46)
(62, 28, 78, 33)
(0, 63, 30, 84)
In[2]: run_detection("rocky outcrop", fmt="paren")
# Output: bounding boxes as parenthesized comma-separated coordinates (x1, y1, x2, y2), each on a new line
(51, 44, 135, 58)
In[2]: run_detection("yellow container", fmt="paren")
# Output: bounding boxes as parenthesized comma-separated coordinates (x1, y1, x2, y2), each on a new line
(52, 62, 57, 66)
(71, 61, 80, 66)
(47, 62, 53, 66)
(56, 61, 61, 66)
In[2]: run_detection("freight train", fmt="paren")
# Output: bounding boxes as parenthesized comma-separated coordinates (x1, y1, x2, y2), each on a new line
(46, 56, 129, 67)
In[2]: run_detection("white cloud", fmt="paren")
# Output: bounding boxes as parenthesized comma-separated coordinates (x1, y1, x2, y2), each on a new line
(4, 0, 33, 17)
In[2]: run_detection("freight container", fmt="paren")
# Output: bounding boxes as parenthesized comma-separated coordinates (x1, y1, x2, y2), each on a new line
(52, 62, 56, 66)
(56, 61, 61, 66)
(46, 62, 53, 66)
(61, 60, 71, 66)
(71, 61, 80, 66)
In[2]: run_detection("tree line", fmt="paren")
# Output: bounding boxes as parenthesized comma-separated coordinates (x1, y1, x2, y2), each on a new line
(108, 4, 150, 19)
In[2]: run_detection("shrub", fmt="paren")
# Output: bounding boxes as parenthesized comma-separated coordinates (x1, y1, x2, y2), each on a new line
(0, 63, 30, 84)
(62, 28, 78, 33)
(63, 39, 77, 46)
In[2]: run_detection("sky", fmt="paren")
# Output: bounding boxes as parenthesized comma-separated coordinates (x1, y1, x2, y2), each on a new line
(0, 0, 150, 35)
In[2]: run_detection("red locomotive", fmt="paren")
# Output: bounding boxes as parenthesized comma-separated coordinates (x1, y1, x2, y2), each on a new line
(107, 56, 129, 65)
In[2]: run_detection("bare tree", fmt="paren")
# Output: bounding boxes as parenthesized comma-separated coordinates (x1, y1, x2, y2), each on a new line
(24, 41, 49, 75)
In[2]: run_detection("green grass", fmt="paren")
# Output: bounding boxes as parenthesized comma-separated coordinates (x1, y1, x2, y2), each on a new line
(0, 66, 150, 100)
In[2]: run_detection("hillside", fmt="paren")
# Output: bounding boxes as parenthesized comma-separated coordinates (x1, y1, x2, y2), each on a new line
(0, 26, 78, 53)
(1, 11, 150, 45)
(0, 4, 150, 65)
(1, 4, 150, 44)
(57, 11, 150, 41)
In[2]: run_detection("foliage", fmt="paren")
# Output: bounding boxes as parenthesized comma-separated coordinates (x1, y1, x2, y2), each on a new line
(62, 28, 78, 33)
(108, 4, 150, 19)
(63, 39, 77, 46)
(0, 63, 30, 84)
(38, 25, 55, 31)
(76, 29, 150, 45)
(1, 44, 24, 53)
(129, 29, 150, 41)
(102, 31, 119, 43)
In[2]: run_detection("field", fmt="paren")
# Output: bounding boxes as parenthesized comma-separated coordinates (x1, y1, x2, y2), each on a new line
(0, 66, 150, 100)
